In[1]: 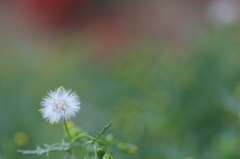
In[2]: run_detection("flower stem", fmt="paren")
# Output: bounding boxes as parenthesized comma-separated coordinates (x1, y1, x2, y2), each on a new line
(47, 143, 68, 159)
(64, 122, 75, 158)
(72, 134, 94, 143)
(81, 141, 92, 159)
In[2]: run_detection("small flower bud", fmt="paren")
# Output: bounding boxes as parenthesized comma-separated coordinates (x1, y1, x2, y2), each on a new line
(97, 147, 105, 159)
(103, 153, 111, 159)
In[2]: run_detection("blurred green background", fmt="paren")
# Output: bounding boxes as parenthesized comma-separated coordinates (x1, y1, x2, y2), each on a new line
(1, 0, 240, 159)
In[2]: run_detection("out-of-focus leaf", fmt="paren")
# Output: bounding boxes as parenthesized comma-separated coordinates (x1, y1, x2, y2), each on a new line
(18, 141, 69, 155)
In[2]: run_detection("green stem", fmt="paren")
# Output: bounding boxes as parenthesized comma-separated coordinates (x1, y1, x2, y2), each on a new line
(72, 134, 94, 143)
(81, 141, 92, 159)
(47, 143, 67, 159)
(64, 122, 72, 148)
(64, 122, 75, 158)
(94, 140, 107, 147)
(93, 145, 97, 159)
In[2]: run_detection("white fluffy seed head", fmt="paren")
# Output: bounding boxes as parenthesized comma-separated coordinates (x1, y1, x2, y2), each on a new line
(40, 86, 81, 124)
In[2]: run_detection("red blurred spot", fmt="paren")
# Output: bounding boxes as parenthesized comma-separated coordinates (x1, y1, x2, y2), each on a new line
(22, 0, 91, 30)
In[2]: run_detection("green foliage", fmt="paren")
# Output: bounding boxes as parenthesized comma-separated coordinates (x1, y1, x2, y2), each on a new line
(17, 121, 134, 159)
(1, 29, 240, 159)
(18, 122, 115, 159)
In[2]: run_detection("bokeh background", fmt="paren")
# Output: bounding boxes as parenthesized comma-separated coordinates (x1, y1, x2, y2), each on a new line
(1, 0, 240, 158)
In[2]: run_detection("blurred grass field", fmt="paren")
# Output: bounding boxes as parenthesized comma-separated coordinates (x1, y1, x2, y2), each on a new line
(1, 29, 240, 159)
(1, 0, 240, 159)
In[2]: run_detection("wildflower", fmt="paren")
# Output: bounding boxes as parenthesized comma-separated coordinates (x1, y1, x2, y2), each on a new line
(40, 86, 80, 124)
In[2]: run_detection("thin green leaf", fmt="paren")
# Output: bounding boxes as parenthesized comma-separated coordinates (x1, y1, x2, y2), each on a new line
(94, 121, 112, 141)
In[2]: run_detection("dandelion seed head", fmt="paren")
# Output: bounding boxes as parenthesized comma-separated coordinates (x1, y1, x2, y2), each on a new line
(40, 86, 81, 124)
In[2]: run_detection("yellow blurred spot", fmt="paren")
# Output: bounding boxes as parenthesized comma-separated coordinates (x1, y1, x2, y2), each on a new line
(128, 145, 138, 155)
(66, 121, 74, 128)
(184, 157, 196, 159)
(14, 131, 28, 146)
